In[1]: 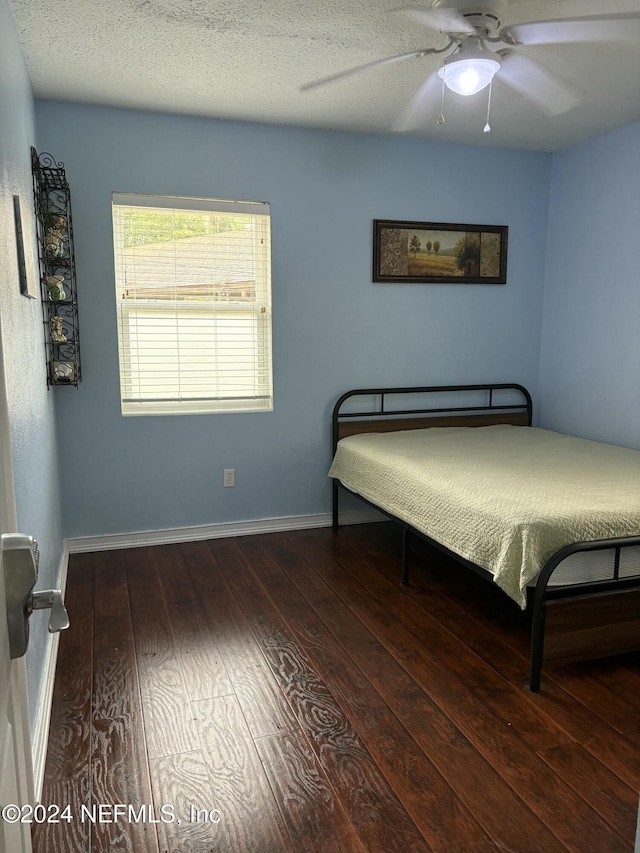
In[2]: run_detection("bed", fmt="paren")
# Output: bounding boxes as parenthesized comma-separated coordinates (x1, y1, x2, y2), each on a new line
(328, 383, 640, 691)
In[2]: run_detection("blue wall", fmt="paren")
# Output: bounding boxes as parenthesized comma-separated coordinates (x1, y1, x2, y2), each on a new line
(539, 120, 640, 449)
(0, 0, 64, 727)
(35, 102, 551, 538)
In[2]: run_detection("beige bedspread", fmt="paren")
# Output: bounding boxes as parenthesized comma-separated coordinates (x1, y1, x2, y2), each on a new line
(328, 425, 640, 607)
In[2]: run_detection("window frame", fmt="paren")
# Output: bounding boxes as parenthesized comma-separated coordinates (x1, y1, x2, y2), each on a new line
(112, 192, 272, 417)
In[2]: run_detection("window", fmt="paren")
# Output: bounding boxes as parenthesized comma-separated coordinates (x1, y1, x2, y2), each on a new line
(112, 193, 272, 416)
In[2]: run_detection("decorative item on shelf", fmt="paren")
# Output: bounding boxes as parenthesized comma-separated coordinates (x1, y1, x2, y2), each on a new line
(45, 214, 67, 258)
(31, 147, 81, 387)
(51, 317, 67, 343)
(46, 275, 66, 301)
(52, 361, 75, 383)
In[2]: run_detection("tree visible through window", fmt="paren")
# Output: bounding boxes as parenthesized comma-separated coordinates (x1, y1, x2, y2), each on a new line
(112, 194, 272, 416)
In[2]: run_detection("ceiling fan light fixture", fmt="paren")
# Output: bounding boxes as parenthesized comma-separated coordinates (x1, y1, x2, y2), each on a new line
(438, 43, 501, 96)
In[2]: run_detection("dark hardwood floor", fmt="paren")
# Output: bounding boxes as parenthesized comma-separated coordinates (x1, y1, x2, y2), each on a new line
(33, 523, 640, 852)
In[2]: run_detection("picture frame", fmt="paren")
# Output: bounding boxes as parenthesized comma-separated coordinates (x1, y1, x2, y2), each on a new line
(373, 219, 508, 284)
(13, 195, 37, 298)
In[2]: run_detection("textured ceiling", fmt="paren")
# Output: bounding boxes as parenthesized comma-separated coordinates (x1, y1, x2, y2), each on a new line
(9, 0, 640, 151)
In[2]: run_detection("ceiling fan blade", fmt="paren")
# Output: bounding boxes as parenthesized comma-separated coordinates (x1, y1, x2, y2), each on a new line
(300, 49, 427, 91)
(391, 71, 441, 132)
(395, 6, 477, 35)
(498, 53, 584, 116)
(502, 13, 640, 46)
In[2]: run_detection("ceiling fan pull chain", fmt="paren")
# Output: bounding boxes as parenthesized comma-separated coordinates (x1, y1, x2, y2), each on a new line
(484, 78, 493, 133)
(437, 66, 446, 125)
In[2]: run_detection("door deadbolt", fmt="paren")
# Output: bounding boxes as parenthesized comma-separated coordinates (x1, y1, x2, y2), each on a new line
(2, 533, 69, 659)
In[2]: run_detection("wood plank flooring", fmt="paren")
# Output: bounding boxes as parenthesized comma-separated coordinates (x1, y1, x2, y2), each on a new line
(33, 523, 640, 852)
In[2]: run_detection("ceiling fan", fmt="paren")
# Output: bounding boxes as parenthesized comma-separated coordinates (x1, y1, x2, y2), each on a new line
(301, 0, 640, 132)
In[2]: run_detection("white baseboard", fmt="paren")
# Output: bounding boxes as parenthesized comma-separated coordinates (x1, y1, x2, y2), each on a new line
(67, 508, 384, 554)
(31, 539, 69, 802)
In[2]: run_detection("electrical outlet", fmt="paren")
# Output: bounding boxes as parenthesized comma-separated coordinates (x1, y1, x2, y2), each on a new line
(223, 468, 235, 488)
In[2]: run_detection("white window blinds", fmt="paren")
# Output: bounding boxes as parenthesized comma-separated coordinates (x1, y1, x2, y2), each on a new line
(112, 193, 272, 416)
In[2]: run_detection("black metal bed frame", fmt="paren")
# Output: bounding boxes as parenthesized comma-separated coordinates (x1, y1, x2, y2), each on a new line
(330, 383, 640, 692)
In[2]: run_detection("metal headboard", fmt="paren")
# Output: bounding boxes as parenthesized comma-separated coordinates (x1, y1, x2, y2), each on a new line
(332, 383, 533, 454)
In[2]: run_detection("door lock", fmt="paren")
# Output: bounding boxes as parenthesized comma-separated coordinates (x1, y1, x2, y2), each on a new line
(2, 533, 69, 659)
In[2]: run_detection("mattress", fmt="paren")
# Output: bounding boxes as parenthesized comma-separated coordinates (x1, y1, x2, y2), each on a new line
(329, 425, 640, 607)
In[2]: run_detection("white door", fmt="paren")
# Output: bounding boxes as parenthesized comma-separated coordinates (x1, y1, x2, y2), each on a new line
(0, 339, 34, 852)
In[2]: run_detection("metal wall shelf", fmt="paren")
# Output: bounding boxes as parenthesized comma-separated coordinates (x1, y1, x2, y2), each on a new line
(31, 147, 81, 387)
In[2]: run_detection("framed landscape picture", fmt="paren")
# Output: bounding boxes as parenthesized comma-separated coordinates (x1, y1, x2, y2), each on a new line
(373, 220, 508, 284)
(13, 195, 37, 298)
